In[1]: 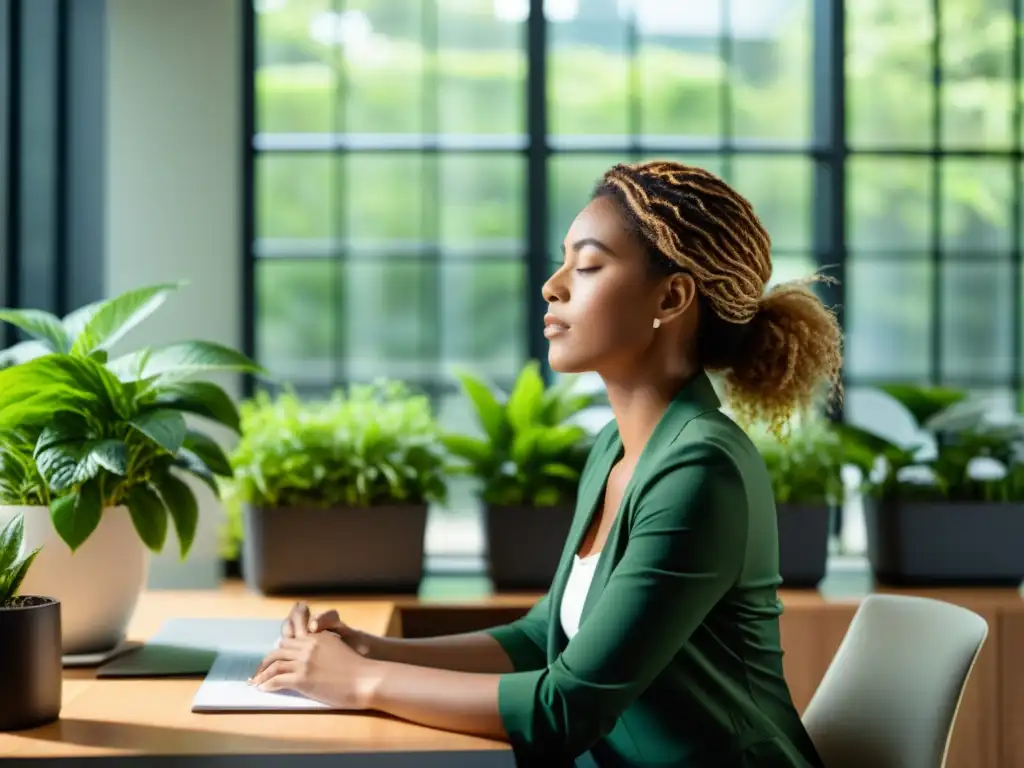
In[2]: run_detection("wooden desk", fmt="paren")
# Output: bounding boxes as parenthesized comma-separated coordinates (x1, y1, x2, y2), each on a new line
(0, 589, 508, 763)
(3, 584, 1024, 766)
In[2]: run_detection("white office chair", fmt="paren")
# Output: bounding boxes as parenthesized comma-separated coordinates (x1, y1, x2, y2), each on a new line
(802, 594, 988, 768)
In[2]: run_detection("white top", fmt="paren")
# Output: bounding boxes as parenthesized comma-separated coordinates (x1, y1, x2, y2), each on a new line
(559, 552, 600, 639)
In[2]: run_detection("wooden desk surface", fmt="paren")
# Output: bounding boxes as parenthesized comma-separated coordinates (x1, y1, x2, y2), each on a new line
(3, 583, 1023, 762)
(0, 590, 507, 760)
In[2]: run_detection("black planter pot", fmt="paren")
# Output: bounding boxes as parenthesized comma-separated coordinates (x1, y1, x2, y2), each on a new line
(777, 504, 832, 589)
(486, 504, 575, 591)
(864, 497, 1024, 586)
(242, 504, 429, 595)
(0, 597, 62, 731)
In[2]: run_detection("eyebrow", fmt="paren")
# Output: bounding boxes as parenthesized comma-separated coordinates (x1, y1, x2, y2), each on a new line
(560, 237, 617, 257)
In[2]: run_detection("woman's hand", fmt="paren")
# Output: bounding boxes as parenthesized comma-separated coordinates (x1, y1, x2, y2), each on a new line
(250, 631, 382, 709)
(279, 602, 375, 657)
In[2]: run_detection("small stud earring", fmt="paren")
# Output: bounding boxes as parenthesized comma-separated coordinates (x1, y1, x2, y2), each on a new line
(652, 318, 661, 329)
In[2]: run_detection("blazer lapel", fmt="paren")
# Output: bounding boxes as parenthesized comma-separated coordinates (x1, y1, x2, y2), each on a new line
(573, 371, 723, 630)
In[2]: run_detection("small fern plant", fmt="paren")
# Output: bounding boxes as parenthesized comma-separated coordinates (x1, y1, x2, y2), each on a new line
(0, 513, 41, 608)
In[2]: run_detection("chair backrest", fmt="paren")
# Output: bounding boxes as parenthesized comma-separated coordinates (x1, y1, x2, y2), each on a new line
(801, 594, 988, 768)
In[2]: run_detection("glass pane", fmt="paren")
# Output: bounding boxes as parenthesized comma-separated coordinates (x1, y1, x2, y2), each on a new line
(941, 159, 1014, 251)
(438, 0, 524, 134)
(441, 259, 524, 380)
(941, 260, 1013, 380)
(846, 0, 935, 148)
(548, 155, 624, 260)
(440, 154, 524, 251)
(847, 157, 933, 250)
(728, 0, 812, 142)
(637, 1, 723, 138)
(730, 156, 812, 251)
(341, 258, 437, 383)
(256, 0, 336, 134)
(343, 0, 426, 134)
(940, 0, 1015, 149)
(257, 154, 333, 240)
(768, 253, 819, 290)
(344, 154, 426, 247)
(845, 259, 933, 379)
(256, 259, 335, 381)
(548, 1, 630, 136)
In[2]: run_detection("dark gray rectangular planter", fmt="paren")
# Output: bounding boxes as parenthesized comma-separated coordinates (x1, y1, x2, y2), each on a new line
(864, 497, 1024, 586)
(242, 504, 428, 595)
(486, 504, 575, 591)
(777, 504, 832, 589)
(0, 597, 62, 731)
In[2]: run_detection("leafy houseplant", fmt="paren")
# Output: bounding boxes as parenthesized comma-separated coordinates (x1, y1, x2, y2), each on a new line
(751, 419, 845, 589)
(0, 282, 261, 655)
(837, 384, 1024, 586)
(443, 360, 598, 590)
(226, 381, 448, 594)
(0, 513, 61, 731)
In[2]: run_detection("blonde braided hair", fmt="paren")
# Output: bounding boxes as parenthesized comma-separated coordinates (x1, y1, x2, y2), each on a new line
(596, 160, 843, 435)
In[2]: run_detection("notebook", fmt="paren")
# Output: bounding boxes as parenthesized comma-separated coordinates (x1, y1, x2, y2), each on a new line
(191, 648, 342, 712)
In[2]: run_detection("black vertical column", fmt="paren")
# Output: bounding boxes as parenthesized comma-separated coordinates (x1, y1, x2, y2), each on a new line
(526, 0, 550, 381)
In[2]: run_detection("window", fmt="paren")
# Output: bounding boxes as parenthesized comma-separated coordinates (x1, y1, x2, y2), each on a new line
(246, 0, 1024, 561)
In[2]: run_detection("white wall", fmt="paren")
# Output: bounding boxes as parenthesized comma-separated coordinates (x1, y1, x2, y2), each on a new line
(106, 0, 242, 588)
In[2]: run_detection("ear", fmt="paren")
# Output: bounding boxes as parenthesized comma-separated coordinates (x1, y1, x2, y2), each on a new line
(655, 273, 697, 326)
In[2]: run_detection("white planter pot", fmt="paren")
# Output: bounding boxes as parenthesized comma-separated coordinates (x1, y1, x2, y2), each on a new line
(0, 505, 149, 656)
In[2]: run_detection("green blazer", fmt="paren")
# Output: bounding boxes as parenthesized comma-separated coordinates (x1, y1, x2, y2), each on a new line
(485, 372, 825, 767)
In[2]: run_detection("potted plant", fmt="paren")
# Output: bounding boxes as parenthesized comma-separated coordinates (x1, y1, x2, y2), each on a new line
(838, 384, 1024, 586)
(227, 381, 448, 594)
(0, 512, 61, 731)
(443, 361, 598, 591)
(751, 418, 844, 589)
(0, 283, 260, 658)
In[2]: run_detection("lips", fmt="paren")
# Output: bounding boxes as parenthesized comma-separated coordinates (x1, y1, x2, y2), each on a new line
(543, 313, 570, 339)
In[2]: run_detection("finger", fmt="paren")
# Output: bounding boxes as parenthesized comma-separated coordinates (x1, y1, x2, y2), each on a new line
(290, 602, 310, 637)
(249, 659, 294, 689)
(253, 645, 298, 676)
(258, 672, 299, 693)
(309, 609, 343, 633)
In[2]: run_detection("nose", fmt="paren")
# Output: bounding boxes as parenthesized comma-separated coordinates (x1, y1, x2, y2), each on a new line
(542, 264, 569, 304)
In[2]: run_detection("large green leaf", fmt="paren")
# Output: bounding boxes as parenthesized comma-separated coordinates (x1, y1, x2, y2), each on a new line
(3, 545, 41, 601)
(535, 424, 587, 457)
(440, 434, 493, 466)
(182, 430, 232, 476)
(37, 439, 128, 492)
(125, 483, 169, 552)
(0, 513, 26, 574)
(0, 354, 122, 429)
(0, 308, 69, 352)
(109, 340, 262, 382)
(50, 480, 104, 551)
(153, 470, 198, 559)
(146, 381, 241, 432)
(69, 282, 181, 356)
(130, 409, 188, 454)
(173, 449, 219, 496)
(507, 360, 545, 432)
(61, 301, 104, 342)
(454, 370, 505, 444)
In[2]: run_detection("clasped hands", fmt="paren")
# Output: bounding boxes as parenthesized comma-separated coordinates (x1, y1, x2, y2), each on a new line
(248, 602, 380, 709)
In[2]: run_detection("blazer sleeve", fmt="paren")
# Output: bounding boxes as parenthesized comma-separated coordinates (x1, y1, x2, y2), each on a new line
(484, 591, 551, 672)
(495, 440, 749, 760)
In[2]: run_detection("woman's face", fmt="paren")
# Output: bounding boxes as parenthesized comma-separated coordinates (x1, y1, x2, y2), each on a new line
(542, 196, 691, 376)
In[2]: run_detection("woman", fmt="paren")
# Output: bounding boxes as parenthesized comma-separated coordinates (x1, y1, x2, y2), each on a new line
(251, 160, 842, 766)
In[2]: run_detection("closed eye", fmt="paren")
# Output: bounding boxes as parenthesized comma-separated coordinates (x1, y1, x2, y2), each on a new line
(575, 267, 600, 274)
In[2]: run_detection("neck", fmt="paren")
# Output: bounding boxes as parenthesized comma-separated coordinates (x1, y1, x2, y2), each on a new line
(601, 365, 702, 461)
